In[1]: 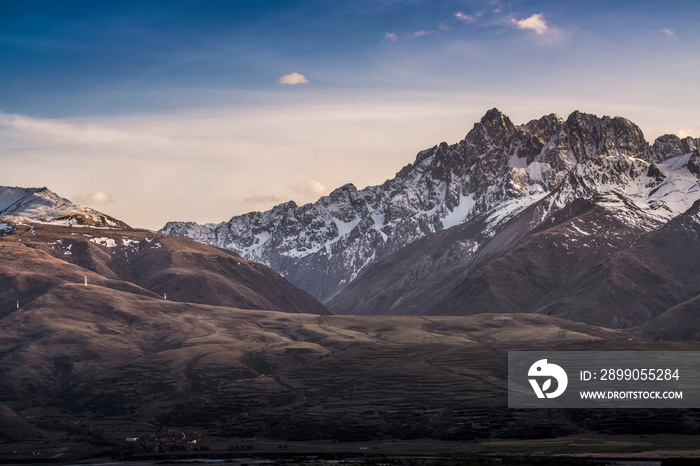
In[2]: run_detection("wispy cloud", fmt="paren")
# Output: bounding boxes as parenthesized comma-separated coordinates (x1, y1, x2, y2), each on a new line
(490, 0, 503, 14)
(279, 72, 309, 85)
(512, 13, 549, 35)
(295, 179, 330, 197)
(455, 12, 476, 23)
(660, 28, 675, 38)
(413, 30, 430, 38)
(243, 194, 286, 205)
(385, 32, 398, 42)
(0, 112, 171, 147)
(74, 191, 115, 205)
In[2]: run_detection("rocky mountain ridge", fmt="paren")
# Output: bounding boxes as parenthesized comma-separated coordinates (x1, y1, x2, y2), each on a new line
(161, 109, 700, 303)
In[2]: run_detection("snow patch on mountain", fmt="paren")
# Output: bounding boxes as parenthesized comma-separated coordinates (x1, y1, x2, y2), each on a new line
(90, 237, 119, 248)
(442, 192, 475, 229)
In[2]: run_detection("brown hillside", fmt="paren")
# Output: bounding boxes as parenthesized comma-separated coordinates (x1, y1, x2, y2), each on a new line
(1, 222, 330, 316)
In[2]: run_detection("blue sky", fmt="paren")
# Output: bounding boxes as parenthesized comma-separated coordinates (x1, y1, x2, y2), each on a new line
(1, 0, 699, 229)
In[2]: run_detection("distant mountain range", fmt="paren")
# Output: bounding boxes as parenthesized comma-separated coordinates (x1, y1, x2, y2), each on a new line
(161, 109, 700, 331)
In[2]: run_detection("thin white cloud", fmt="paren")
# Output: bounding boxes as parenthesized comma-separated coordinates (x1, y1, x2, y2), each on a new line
(74, 191, 115, 205)
(455, 12, 475, 23)
(660, 28, 675, 38)
(385, 32, 398, 42)
(0, 112, 169, 146)
(413, 30, 429, 38)
(295, 179, 330, 197)
(278, 72, 309, 85)
(439, 23, 450, 31)
(243, 194, 286, 205)
(512, 13, 549, 35)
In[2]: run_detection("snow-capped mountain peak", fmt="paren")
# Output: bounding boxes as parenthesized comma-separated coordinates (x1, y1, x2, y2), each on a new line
(161, 109, 700, 302)
(0, 186, 129, 229)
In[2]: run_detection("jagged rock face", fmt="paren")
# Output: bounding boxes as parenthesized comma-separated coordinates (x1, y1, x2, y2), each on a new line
(161, 109, 700, 303)
(652, 135, 700, 162)
(687, 149, 700, 176)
